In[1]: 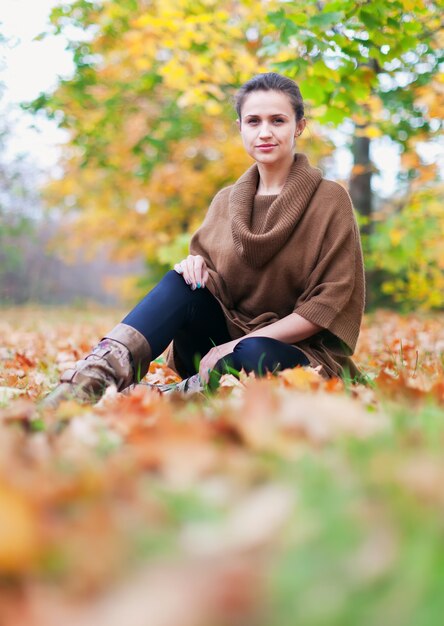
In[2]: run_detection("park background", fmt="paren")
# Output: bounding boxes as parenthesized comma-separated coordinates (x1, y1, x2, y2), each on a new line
(1, 0, 443, 310)
(0, 1, 444, 625)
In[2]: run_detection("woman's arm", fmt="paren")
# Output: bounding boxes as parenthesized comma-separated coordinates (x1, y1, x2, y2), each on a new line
(244, 312, 321, 344)
(199, 313, 321, 381)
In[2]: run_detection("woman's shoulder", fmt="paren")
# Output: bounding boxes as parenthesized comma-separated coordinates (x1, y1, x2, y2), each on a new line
(207, 184, 234, 212)
(314, 178, 355, 217)
(317, 178, 352, 202)
(212, 184, 234, 202)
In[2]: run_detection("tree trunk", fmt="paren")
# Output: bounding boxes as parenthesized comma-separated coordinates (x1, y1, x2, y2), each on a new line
(349, 131, 373, 307)
(349, 133, 372, 234)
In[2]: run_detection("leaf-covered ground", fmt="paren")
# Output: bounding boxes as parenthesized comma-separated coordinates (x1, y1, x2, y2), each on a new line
(1, 307, 444, 626)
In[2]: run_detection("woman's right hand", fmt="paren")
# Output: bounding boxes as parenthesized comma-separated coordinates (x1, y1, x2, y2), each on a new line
(174, 255, 209, 290)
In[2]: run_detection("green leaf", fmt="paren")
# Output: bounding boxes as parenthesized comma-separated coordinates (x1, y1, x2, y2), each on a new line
(403, 20, 422, 34)
(311, 60, 335, 78)
(299, 78, 328, 105)
(273, 58, 308, 74)
(267, 10, 306, 42)
(308, 11, 343, 28)
(350, 80, 372, 101)
(281, 19, 303, 40)
(319, 106, 347, 125)
(30, 418, 46, 432)
(397, 35, 420, 52)
(325, 0, 355, 11)
(267, 8, 285, 28)
(387, 17, 399, 29)
(360, 9, 381, 31)
(286, 13, 308, 26)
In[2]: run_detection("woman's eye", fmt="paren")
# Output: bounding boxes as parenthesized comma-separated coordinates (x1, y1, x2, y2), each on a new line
(273, 118, 284, 124)
(247, 119, 259, 125)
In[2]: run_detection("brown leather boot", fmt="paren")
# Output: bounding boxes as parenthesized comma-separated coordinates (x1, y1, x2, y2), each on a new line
(155, 373, 205, 395)
(42, 323, 151, 408)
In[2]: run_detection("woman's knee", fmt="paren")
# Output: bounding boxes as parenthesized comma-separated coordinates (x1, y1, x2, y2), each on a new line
(229, 337, 274, 372)
(161, 269, 188, 290)
(148, 270, 203, 304)
(231, 336, 309, 373)
(233, 337, 271, 360)
(161, 270, 211, 300)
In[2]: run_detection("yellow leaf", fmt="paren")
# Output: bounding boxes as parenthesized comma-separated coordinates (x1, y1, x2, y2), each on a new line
(279, 366, 322, 390)
(159, 59, 189, 91)
(389, 228, 404, 246)
(205, 100, 223, 115)
(402, 0, 424, 9)
(0, 484, 38, 573)
(134, 56, 153, 71)
(365, 126, 383, 139)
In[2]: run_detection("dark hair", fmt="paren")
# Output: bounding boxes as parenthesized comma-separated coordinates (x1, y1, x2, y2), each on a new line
(235, 72, 305, 121)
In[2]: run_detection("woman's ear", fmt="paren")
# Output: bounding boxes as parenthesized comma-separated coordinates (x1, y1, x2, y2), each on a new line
(236, 118, 241, 131)
(295, 118, 307, 137)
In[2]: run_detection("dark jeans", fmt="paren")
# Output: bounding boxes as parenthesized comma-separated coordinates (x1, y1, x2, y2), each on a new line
(122, 271, 309, 379)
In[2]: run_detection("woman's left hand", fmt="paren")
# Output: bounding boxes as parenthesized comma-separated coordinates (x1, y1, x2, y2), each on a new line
(199, 339, 239, 383)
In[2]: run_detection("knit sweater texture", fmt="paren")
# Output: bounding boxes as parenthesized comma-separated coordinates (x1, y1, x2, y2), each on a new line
(174, 153, 365, 378)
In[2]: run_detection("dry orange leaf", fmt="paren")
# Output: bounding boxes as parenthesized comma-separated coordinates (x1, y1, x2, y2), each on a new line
(0, 483, 39, 573)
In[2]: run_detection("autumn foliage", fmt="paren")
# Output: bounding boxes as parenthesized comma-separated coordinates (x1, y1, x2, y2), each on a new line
(28, 0, 443, 309)
(1, 307, 444, 625)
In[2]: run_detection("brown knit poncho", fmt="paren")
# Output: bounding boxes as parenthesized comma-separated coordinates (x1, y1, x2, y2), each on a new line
(181, 153, 365, 378)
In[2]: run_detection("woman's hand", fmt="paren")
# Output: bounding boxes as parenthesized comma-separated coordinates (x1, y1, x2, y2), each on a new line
(199, 339, 239, 383)
(174, 255, 209, 290)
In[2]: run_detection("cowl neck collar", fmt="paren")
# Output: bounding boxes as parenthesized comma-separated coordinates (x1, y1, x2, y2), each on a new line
(229, 153, 323, 267)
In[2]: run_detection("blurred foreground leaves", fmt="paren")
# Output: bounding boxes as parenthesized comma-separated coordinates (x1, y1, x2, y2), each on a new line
(1, 308, 444, 625)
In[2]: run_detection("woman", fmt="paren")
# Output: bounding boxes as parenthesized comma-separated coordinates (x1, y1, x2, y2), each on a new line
(45, 72, 365, 407)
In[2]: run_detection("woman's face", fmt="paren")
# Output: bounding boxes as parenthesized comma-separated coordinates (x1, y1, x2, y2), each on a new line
(237, 90, 305, 167)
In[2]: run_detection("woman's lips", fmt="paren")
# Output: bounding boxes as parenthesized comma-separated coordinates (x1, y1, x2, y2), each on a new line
(257, 144, 276, 151)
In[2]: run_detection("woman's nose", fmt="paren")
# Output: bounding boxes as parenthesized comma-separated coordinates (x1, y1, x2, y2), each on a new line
(258, 123, 272, 138)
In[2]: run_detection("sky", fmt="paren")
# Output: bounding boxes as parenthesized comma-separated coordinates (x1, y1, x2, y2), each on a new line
(0, 0, 415, 196)
(0, 0, 73, 169)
